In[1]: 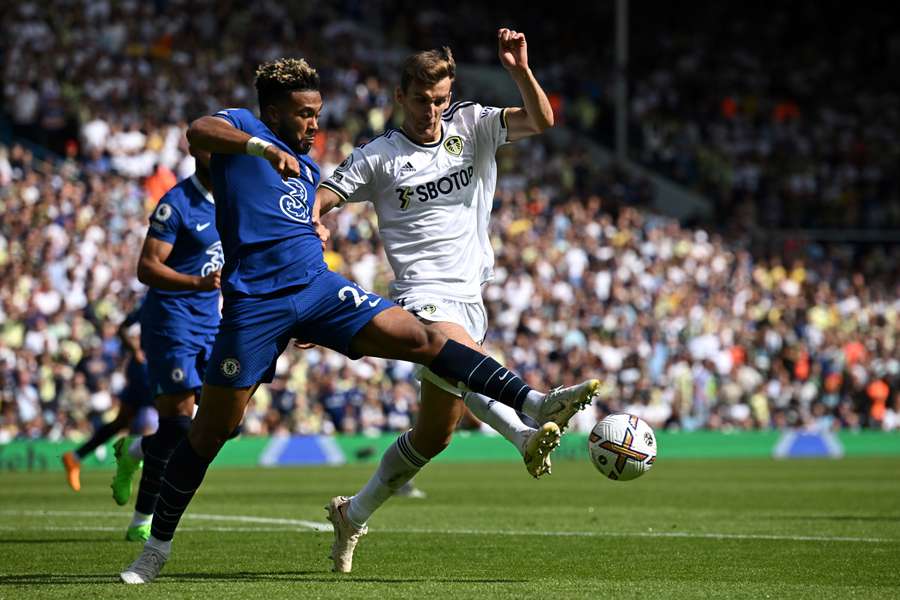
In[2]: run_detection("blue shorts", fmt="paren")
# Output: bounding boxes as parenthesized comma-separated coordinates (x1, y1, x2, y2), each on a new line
(119, 357, 153, 408)
(142, 329, 216, 397)
(206, 270, 393, 388)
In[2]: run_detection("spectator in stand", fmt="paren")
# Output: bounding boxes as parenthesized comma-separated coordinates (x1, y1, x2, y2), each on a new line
(1, 2, 898, 441)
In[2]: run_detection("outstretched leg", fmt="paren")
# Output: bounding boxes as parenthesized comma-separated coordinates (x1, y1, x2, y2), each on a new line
(328, 313, 583, 572)
(349, 307, 538, 411)
(350, 307, 598, 430)
(119, 383, 255, 584)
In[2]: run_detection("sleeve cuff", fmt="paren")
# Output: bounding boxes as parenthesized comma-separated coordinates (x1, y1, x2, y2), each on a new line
(320, 180, 350, 204)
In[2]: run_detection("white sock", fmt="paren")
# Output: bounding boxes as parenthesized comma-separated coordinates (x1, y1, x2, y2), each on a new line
(347, 431, 427, 528)
(128, 436, 144, 461)
(145, 535, 171, 556)
(464, 392, 532, 454)
(520, 390, 546, 421)
(130, 511, 152, 528)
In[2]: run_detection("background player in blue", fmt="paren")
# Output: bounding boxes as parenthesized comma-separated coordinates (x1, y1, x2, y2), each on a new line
(62, 303, 153, 492)
(109, 149, 223, 543)
(120, 57, 597, 584)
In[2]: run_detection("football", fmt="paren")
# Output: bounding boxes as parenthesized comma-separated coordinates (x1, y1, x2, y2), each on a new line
(588, 414, 657, 481)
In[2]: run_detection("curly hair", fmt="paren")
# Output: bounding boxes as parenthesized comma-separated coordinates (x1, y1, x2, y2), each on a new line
(255, 58, 320, 109)
(400, 47, 455, 92)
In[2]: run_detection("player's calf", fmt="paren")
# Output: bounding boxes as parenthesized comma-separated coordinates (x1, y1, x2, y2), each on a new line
(187, 384, 253, 459)
(131, 414, 192, 534)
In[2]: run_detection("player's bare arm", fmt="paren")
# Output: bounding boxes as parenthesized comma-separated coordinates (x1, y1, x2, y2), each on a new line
(187, 116, 300, 179)
(312, 187, 340, 246)
(315, 186, 343, 218)
(497, 28, 554, 142)
(138, 236, 220, 292)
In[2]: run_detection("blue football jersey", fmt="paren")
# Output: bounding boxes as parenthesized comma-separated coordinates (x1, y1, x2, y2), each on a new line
(209, 108, 326, 296)
(141, 175, 223, 334)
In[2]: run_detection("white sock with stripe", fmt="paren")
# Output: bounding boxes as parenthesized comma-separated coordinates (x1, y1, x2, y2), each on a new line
(347, 431, 427, 528)
(464, 392, 532, 454)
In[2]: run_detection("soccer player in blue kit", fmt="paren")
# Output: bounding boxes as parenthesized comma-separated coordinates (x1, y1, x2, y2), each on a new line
(120, 57, 597, 584)
(61, 304, 153, 492)
(109, 150, 223, 542)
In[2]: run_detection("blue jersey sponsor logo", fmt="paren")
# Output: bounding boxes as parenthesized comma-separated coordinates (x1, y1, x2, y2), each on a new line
(279, 178, 311, 223)
(209, 108, 326, 296)
(201, 241, 224, 276)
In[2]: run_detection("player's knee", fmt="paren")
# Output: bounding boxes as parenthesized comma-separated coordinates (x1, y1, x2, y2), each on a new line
(399, 321, 446, 361)
(420, 324, 448, 358)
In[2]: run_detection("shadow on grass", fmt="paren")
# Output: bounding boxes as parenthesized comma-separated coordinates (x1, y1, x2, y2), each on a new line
(0, 574, 119, 586)
(0, 571, 526, 586)
(768, 515, 900, 523)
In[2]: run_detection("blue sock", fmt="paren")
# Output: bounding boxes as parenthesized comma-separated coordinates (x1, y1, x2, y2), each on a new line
(428, 339, 533, 412)
(135, 415, 191, 516)
(150, 438, 211, 542)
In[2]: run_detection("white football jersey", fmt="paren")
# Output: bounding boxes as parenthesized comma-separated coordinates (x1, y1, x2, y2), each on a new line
(320, 101, 509, 302)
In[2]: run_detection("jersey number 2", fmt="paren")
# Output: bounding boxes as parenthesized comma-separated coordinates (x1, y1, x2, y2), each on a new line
(338, 285, 382, 308)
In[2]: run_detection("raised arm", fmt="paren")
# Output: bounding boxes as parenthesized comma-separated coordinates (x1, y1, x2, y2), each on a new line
(497, 28, 555, 142)
(137, 236, 221, 292)
(186, 115, 301, 179)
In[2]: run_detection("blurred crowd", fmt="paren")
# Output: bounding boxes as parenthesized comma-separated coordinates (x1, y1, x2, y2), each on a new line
(378, 1, 900, 231)
(1, 1, 898, 443)
(619, 4, 900, 231)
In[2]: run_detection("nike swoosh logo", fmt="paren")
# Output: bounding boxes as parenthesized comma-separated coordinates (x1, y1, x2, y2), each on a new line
(196, 223, 211, 231)
(498, 372, 509, 380)
(368, 298, 382, 308)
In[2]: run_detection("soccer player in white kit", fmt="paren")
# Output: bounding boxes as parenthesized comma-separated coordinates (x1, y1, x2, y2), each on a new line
(316, 29, 600, 572)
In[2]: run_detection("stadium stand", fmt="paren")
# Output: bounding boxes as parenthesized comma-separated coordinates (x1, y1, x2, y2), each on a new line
(1, 1, 897, 443)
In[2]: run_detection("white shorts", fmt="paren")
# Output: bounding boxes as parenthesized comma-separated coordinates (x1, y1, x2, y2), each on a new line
(398, 295, 488, 397)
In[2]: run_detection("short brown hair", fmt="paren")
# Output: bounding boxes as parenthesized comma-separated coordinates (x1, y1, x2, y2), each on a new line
(400, 47, 455, 92)
(255, 58, 320, 109)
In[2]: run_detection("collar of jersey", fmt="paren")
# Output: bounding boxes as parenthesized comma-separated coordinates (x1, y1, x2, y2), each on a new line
(394, 123, 445, 148)
(189, 174, 215, 204)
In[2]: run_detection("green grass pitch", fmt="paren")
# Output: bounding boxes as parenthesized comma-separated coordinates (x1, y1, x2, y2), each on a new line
(1, 456, 899, 599)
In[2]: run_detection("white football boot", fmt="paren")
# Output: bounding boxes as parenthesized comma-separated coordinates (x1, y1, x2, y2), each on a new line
(120, 545, 167, 584)
(535, 379, 601, 432)
(521, 422, 561, 478)
(325, 496, 368, 573)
